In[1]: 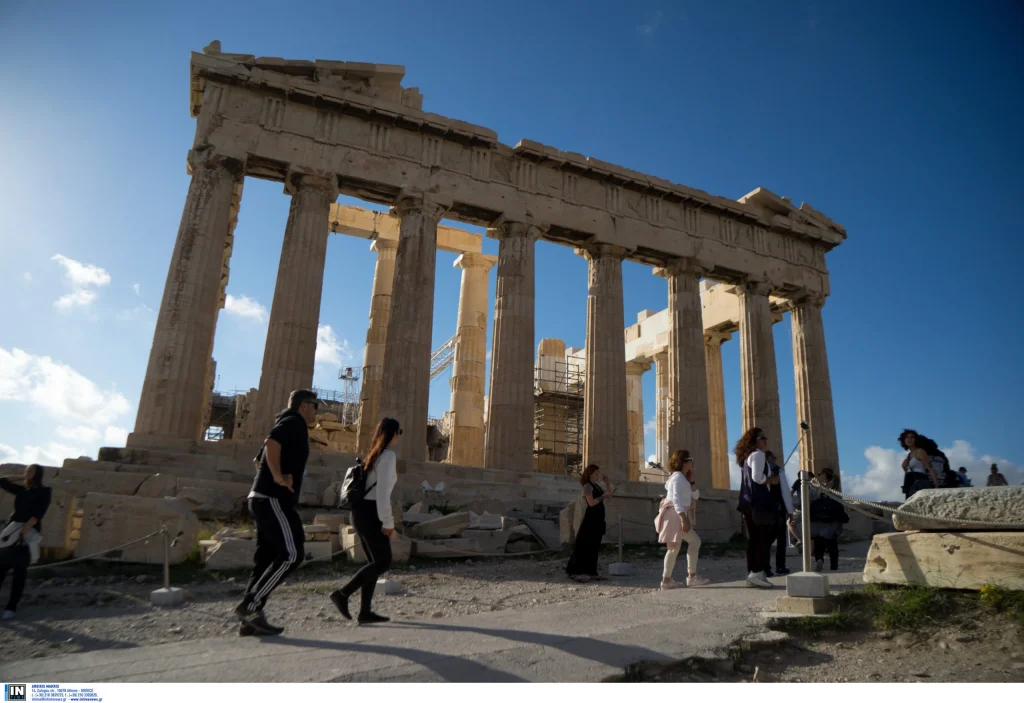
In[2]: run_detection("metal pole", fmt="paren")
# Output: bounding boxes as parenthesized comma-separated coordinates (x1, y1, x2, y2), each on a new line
(162, 525, 170, 590)
(617, 515, 623, 564)
(800, 471, 812, 573)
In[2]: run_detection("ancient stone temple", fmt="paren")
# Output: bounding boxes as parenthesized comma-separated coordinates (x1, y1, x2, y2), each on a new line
(116, 42, 846, 540)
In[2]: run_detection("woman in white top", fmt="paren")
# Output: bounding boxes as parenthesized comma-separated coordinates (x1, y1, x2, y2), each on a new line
(899, 429, 938, 498)
(330, 417, 401, 625)
(656, 450, 710, 589)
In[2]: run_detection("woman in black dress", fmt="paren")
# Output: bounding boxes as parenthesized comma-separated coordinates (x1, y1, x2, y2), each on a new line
(567, 464, 613, 583)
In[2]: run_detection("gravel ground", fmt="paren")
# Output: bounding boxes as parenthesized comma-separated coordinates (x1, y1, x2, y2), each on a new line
(0, 542, 771, 663)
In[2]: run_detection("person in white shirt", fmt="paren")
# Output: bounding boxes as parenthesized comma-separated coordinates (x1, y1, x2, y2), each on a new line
(330, 417, 401, 625)
(734, 427, 774, 589)
(656, 450, 710, 589)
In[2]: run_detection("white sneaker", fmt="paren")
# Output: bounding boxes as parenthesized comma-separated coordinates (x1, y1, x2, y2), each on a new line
(746, 571, 770, 588)
(687, 575, 710, 587)
(660, 580, 683, 590)
(814, 559, 824, 573)
(1, 610, 14, 621)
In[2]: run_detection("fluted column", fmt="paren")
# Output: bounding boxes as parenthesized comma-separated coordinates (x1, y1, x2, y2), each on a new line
(446, 252, 496, 467)
(654, 350, 669, 466)
(704, 331, 731, 489)
(485, 222, 541, 472)
(656, 259, 713, 486)
(625, 360, 652, 481)
(250, 172, 338, 440)
(788, 292, 841, 486)
(355, 238, 398, 453)
(737, 279, 783, 456)
(378, 195, 447, 461)
(578, 244, 629, 480)
(133, 150, 244, 440)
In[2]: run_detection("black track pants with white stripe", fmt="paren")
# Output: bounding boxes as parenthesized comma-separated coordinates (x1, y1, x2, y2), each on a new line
(243, 497, 305, 613)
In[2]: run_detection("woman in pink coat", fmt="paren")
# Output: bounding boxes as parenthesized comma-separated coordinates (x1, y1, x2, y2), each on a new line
(655, 450, 710, 589)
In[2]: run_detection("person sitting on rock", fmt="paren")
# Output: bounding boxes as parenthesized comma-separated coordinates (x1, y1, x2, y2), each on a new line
(987, 464, 1009, 487)
(898, 429, 938, 498)
(958, 467, 973, 487)
(0, 464, 51, 620)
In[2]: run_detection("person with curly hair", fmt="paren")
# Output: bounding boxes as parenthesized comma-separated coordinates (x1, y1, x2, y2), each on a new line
(734, 427, 774, 589)
(898, 429, 938, 498)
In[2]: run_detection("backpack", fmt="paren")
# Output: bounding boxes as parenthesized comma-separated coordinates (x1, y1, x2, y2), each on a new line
(337, 459, 377, 510)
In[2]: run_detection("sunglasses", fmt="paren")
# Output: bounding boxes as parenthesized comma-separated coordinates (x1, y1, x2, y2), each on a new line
(398, 428, 403, 435)
(757, 436, 768, 441)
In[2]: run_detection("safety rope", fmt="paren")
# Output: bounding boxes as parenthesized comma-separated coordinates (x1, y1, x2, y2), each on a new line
(26, 528, 166, 571)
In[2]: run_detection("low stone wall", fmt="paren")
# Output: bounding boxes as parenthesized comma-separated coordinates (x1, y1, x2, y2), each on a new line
(863, 530, 1024, 590)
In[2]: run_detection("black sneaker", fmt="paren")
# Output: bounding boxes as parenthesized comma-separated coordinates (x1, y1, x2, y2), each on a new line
(248, 611, 284, 636)
(239, 622, 256, 637)
(329, 590, 352, 620)
(763, 569, 774, 578)
(357, 612, 390, 626)
(776, 567, 792, 575)
(234, 602, 255, 626)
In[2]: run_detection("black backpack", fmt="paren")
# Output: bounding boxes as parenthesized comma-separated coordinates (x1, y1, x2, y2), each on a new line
(337, 459, 376, 510)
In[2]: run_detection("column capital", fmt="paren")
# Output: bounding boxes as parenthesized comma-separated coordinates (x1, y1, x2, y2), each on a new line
(653, 256, 711, 280)
(186, 148, 245, 179)
(453, 251, 497, 272)
(392, 192, 451, 221)
(704, 330, 733, 346)
(574, 242, 631, 262)
(783, 289, 828, 311)
(736, 276, 777, 297)
(625, 359, 653, 375)
(370, 237, 399, 255)
(653, 349, 669, 363)
(488, 220, 545, 241)
(284, 170, 339, 198)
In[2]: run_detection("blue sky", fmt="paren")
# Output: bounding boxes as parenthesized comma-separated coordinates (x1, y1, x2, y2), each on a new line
(1, 1, 1021, 498)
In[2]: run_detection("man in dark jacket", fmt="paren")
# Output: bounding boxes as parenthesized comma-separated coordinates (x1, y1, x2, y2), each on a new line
(234, 389, 318, 635)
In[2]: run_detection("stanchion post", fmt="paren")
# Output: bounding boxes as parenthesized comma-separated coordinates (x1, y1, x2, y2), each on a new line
(162, 525, 170, 590)
(800, 471, 812, 573)
(151, 525, 183, 607)
(617, 515, 623, 564)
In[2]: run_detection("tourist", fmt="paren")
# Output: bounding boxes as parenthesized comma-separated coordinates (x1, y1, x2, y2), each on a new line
(958, 467, 973, 487)
(0, 464, 52, 620)
(764, 451, 794, 576)
(657, 450, 709, 589)
(809, 468, 846, 572)
(234, 389, 318, 636)
(734, 428, 774, 589)
(330, 417, 401, 625)
(987, 464, 1009, 487)
(567, 464, 612, 583)
(898, 429, 938, 498)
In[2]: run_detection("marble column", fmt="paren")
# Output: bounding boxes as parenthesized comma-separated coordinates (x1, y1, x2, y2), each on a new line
(704, 330, 732, 489)
(133, 150, 244, 440)
(485, 222, 541, 472)
(654, 350, 669, 466)
(578, 244, 629, 480)
(737, 279, 784, 457)
(250, 172, 338, 440)
(656, 259, 713, 487)
(378, 195, 446, 461)
(355, 238, 398, 454)
(446, 252, 495, 467)
(788, 292, 841, 486)
(625, 360, 652, 481)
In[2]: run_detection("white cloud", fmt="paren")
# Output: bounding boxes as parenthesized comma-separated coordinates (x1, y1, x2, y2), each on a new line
(133, 283, 141, 296)
(0, 442, 89, 467)
(644, 417, 657, 436)
(646, 453, 658, 465)
(51, 254, 111, 310)
(315, 325, 352, 368)
(224, 294, 268, 322)
(103, 426, 129, 446)
(0, 347, 130, 428)
(23, 272, 32, 283)
(56, 425, 102, 443)
(117, 303, 155, 321)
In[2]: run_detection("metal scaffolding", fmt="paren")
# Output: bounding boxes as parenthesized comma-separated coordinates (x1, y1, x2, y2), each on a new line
(533, 359, 584, 476)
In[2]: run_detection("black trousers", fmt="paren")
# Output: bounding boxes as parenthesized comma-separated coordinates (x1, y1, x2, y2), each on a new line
(813, 537, 839, 569)
(242, 497, 305, 614)
(340, 499, 392, 615)
(766, 519, 788, 571)
(741, 509, 774, 574)
(0, 544, 30, 611)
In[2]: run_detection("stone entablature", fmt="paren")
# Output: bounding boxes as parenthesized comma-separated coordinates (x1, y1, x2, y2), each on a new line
(189, 45, 844, 295)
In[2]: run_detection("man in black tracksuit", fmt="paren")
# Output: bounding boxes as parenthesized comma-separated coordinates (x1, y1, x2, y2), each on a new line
(234, 389, 318, 636)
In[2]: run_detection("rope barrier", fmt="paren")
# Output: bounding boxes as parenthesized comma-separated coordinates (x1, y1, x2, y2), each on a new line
(26, 528, 166, 572)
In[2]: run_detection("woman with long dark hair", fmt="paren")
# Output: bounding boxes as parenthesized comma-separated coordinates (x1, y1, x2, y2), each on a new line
(656, 450, 710, 589)
(0, 464, 51, 619)
(899, 429, 938, 498)
(734, 427, 774, 589)
(566, 464, 612, 583)
(329, 417, 401, 625)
